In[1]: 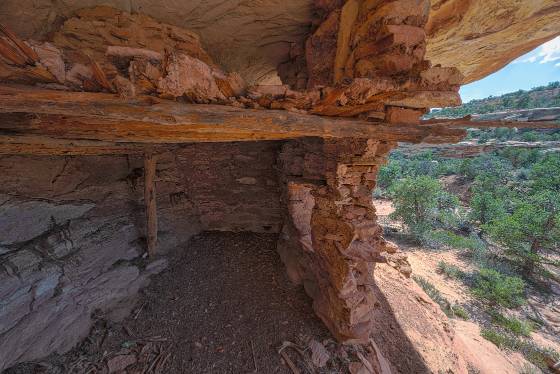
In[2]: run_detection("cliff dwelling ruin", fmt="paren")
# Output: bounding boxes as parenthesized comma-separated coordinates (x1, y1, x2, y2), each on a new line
(0, 0, 559, 372)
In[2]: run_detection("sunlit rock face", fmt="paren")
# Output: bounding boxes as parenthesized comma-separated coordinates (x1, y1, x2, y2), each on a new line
(1, 0, 558, 85)
(425, 0, 560, 83)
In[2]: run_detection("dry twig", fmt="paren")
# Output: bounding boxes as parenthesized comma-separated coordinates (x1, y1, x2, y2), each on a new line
(250, 339, 258, 372)
(355, 351, 374, 374)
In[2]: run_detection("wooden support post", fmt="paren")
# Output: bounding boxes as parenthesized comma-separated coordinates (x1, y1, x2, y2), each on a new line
(144, 152, 158, 256)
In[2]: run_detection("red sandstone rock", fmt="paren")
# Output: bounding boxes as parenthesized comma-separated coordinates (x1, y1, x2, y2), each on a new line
(385, 106, 424, 124)
(112, 75, 136, 99)
(158, 53, 225, 102)
(107, 354, 136, 373)
(306, 10, 340, 88)
(65, 63, 93, 88)
(278, 138, 399, 343)
(30, 42, 65, 83)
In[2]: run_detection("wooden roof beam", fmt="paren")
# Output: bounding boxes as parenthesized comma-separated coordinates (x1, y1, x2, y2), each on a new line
(0, 85, 466, 149)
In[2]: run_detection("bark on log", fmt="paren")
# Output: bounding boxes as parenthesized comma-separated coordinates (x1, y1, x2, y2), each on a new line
(0, 86, 467, 146)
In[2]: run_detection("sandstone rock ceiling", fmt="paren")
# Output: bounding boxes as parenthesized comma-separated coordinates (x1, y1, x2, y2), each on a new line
(426, 0, 560, 83)
(0, 0, 558, 84)
(0, 0, 313, 85)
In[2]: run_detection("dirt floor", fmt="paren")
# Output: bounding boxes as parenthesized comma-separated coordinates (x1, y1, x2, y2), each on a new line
(4, 232, 375, 374)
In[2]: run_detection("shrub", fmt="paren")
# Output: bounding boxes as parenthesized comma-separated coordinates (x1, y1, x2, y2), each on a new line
(472, 269, 526, 308)
(519, 363, 540, 374)
(494, 127, 516, 141)
(452, 305, 470, 320)
(521, 131, 539, 142)
(376, 161, 402, 190)
(484, 190, 560, 278)
(412, 276, 469, 319)
(481, 328, 560, 372)
(436, 158, 462, 176)
(488, 310, 534, 337)
(499, 148, 540, 168)
(529, 153, 560, 193)
(437, 261, 465, 279)
(389, 176, 460, 238)
(413, 275, 452, 317)
(469, 191, 506, 226)
(481, 328, 520, 349)
(421, 230, 484, 252)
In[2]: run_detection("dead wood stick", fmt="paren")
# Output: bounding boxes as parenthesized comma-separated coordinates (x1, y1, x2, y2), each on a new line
(0, 85, 467, 145)
(369, 338, 392, 374)
(106, 46, 163, 62)
(0, 23, 39, 64)
(155, 351, 171, 374)
(0, 37, 27, 66)
(279, 350, 300, 374)
(144, 152, 158, 256)
(250, 339, 258, 372)
(144, 348, 164, 374)
(89, 57, 114, 92)
(355, 350, 374, 374)
(420, 117, 560, 129)
(134, 302, 146, 320)
(279, 341, 315, 374)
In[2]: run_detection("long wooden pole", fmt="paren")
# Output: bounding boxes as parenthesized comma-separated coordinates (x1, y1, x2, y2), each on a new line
(0, 85, 466, 144)
(144, 152, 158, 256)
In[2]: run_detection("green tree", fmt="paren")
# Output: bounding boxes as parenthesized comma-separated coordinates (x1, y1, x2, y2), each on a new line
(499, 148, 540, 168)
(473, 268, 525, 308)
(376, 161, 401, 190)
(389, 176, 459, 236)
(529, 154, 560, 192)
(485, 191, 560, 278)
(470, 191, 506, 226)
(468, 173, 510, 225)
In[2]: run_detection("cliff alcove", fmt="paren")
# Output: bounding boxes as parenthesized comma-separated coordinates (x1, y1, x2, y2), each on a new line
(0, 1, 558, 373)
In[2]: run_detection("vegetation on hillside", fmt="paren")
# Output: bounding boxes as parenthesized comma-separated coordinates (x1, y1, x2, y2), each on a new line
(378, 149, 560, 282)
(425, 81, 560, 118)
(379, 82, 560, 371)
(376, 144, 560, 371)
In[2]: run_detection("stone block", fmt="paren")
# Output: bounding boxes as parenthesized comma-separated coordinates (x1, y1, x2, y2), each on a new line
(385, 106, 424, 124)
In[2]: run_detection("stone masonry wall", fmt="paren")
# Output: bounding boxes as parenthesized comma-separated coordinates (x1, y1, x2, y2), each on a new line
(177, 142, 283, 233)
(277, 138, 406, 343)
(0, 142, 283, 370)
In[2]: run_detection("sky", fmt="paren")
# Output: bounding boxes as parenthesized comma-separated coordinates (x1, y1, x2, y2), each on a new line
(459, 36, 560, 103)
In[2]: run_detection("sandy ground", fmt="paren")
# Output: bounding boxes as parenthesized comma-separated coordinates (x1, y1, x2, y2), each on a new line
(453, 320, 531, 374)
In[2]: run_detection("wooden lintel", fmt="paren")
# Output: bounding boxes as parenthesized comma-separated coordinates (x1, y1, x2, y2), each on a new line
(0, 85, 466, 149)
(144, 152, 158, 256)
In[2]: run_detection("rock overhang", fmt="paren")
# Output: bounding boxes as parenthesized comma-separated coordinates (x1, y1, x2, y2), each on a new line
(0, 0, 558, 86)
(0, 1, 559, 371)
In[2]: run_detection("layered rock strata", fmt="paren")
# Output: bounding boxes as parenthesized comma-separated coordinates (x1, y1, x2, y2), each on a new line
(426, 0, 560, 83)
